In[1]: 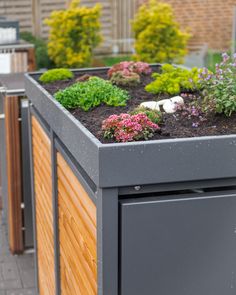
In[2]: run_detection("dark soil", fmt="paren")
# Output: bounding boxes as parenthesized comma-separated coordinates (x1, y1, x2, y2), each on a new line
(40, 67, 236, 143)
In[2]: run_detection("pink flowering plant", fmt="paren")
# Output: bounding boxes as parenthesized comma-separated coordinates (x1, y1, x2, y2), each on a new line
(102, 113, 160, 142)
(199, 53, 236, 116)
(108, 61, 152, 78)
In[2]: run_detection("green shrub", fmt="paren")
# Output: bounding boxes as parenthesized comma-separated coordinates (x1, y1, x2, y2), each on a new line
(146, 64, 200, 96)
(132, 0, 190, 63)
(45, 0, 102, 68)
(20, 32, 54, 69)
(55, 77, 130, 110)
(39, 69, 74, 84)
(130, 107, 162, 124)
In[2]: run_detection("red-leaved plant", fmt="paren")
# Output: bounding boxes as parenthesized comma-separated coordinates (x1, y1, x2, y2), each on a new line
(107, 61, 152, 78)
(102, 113, 159, 142)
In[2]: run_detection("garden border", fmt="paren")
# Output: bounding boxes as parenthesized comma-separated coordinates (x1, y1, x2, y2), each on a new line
(25, 67, 236, 188)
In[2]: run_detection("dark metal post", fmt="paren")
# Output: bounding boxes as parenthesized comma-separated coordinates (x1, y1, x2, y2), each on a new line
(28, 103, 39, 294)
(51, 130, 61, 295)
(97, 188, 119, 295)
(21, 99, 33, 248)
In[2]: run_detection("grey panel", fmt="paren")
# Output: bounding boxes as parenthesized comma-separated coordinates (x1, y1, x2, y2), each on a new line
(0, 73, 25, 91)
(120, 192, 236, 295)
(99, 136, 236, 187)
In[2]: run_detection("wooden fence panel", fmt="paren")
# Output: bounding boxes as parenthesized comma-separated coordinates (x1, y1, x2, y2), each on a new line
(32, 116, 55, 295)
(1, 0, 140, 54)
(0, 0, 33, 33)
(40, 0, 66, 38)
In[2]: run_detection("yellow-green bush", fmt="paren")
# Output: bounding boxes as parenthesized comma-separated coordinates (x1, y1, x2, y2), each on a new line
(146, 64, 200, 95)
(39, 68, 74, 84)
(132, 0, 190, 64)
(45, 0, 102, 68)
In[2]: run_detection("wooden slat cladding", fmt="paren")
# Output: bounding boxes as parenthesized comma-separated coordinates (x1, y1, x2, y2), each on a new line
(0, 49, 36, 74)
(10, 52, 28, 73)
(40, 0, 66, 38)
(4, 96, 23, 254)
(31, 116, 55, 295)
(0, 0, 33, 32)
(57, 153, 97, 295)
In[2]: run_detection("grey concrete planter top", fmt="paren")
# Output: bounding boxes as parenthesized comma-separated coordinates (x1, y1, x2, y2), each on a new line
(25, 68, 236, 188)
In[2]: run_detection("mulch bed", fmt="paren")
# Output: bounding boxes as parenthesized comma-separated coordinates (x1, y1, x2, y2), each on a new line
(40, 67, 236, 143)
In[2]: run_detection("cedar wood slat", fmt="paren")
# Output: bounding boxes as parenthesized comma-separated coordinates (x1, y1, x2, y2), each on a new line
(4, 96, 23, 254)
(57, 153, 97, 295)
(32, 116, 55, 295)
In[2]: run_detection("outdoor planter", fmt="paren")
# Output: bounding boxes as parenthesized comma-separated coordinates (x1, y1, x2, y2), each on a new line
(25, 66, 236, 295)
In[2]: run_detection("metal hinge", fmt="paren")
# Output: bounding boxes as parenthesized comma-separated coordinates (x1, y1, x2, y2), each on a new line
(0, 86, 6, 93)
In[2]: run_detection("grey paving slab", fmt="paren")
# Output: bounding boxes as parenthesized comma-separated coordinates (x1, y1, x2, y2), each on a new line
(20, 270, 35, 289)
(2, 262, 20, 281)
(0, 279, 22, 290)
(6, 289, 37, 295)
(0, 211, 36, 294)
(15, 257, 34, 271)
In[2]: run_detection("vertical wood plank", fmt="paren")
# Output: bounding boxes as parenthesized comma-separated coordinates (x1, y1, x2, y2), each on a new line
(57, 152, 97, 295)
(4, 96, 23, 254)
(27, 48, 36, 71)
(32, 116, 56, 295)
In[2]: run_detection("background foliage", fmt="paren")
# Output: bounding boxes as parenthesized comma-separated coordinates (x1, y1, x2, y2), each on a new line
(20, 32, 54, 69)
(132, 0, 190, 64)
(45, 0, 102, 68)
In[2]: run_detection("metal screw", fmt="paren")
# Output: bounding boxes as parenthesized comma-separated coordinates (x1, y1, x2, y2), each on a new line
(134, 186, 141, 191)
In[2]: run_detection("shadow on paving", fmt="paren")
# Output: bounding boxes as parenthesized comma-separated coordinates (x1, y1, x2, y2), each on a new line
(0, 211, 37, 295)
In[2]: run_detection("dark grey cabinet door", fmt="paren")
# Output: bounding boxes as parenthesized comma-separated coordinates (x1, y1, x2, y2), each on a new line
(120, 192, 236, 295)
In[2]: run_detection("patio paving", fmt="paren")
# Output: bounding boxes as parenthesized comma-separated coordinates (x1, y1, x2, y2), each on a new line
(0, 211, 37, 295)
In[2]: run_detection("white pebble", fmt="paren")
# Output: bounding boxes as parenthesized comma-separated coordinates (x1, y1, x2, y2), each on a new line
(163, 101, 177, 113)
(156, 99, 171, 106)
(140, 101, 160, 111)
(170, 96, 184, 105)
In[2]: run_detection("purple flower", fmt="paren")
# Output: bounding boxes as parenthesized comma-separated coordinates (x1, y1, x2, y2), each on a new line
(216, 68, 223, 75)
(205, 74, 212, 81)
(202, 67, 208, 75)
(192, 122, 199, 128)
(222, 52, 229, 62)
